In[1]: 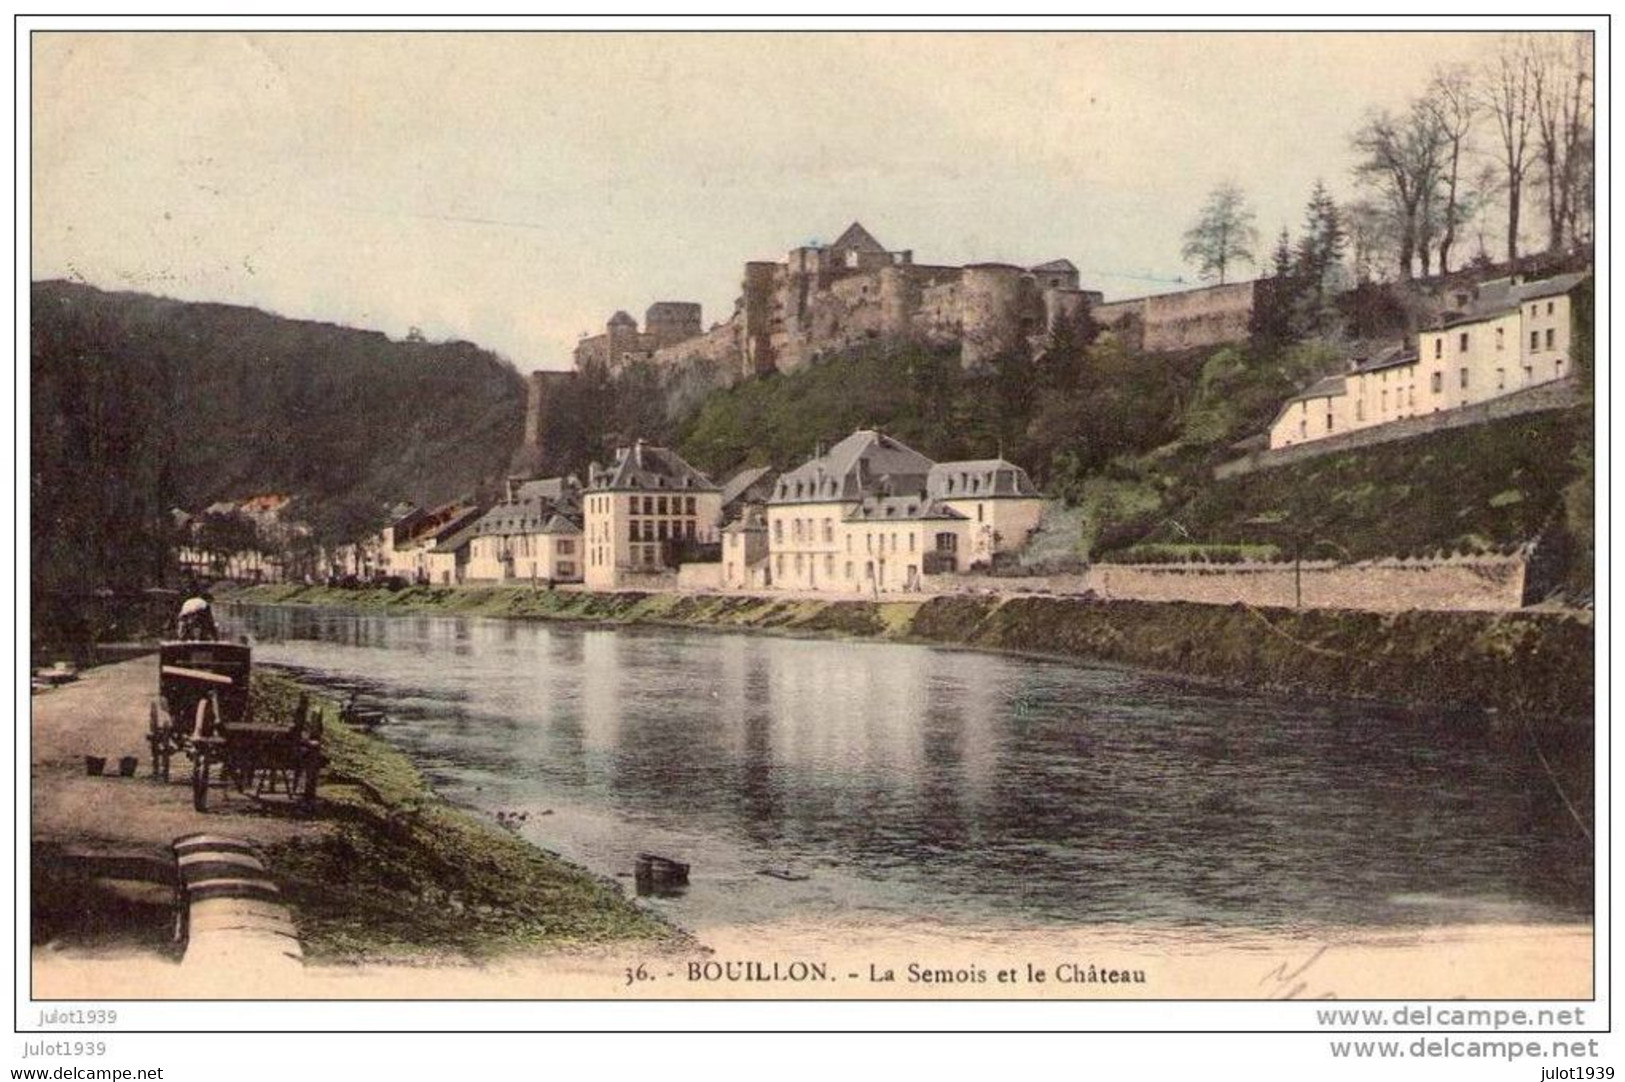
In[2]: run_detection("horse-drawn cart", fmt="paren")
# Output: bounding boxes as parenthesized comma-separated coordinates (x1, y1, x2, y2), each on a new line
(148, 641, 324, 813)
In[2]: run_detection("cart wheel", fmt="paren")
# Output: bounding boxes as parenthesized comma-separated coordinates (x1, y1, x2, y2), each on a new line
(191, 754, 211, 812)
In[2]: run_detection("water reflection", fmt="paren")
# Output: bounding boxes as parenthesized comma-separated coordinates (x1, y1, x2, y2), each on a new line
(228, 602, 1593, 933)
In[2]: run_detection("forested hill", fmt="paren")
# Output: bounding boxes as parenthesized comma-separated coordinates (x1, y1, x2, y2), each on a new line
(31, 280, 526, 591)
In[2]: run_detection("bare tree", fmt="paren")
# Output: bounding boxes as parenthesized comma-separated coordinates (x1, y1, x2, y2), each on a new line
(1480, 35, 1538, 265)
(1180, 181, 1259, 285)
(1345, 199, 1397, 283)
(1530, 32, 1593, 253)
(1422, 64, 1479, 274)
(1351, 103, 1444, 279)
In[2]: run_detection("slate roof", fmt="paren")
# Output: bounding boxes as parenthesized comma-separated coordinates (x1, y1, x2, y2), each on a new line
(472, 477, 577, 536)
(1030, 258, 1077, 274)
(720, 465, 776, 508)
(927, 459, 1040, 500)
(537, 513, 582, 536)
(587, 442, 719, 493)
(844, 496, 968, 523)
(431, 520, 483, 555)
(1350, 347, 1419, 375)
(771, 430, 934, 505)
(1285, 375, 1348, 404)
(1451, 271, 1589, 324)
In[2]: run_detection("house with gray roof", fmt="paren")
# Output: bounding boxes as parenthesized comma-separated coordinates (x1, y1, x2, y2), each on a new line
(765, 429, 1047, 594)
(1269, 271, 1589, 451)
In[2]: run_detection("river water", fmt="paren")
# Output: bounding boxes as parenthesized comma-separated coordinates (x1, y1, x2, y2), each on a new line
(225, 602, 1592, 937)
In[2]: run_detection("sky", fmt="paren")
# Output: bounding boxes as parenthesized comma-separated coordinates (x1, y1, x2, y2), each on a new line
(32, 31, 1508, 372)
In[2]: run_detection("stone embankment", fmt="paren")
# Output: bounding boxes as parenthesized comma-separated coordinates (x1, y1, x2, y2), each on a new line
(236, 584, 1592, 721)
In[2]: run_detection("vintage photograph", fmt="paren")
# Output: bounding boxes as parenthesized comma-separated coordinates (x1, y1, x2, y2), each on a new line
(26, 27, 1597, 1016)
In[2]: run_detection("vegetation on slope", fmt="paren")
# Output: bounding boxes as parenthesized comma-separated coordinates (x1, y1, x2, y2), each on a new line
(31, 280, 526, 596)
(248, 671, 673, 963)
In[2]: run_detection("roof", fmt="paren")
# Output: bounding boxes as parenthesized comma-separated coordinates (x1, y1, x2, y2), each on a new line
(608, 310, 637, 327)
(513, 477, 569, 504)
(431, 520, 483, 554)
(537, 513, 581, 536)
(720, 465, 776, 508)
(771, 430, 934, 505)
(1455, 271, 1589, 324)
(586, 441, 718, 492)
(1350, 347, 1419, 375)
(1030, 259, 1077, 274)
(844, 496, 968, 523)
(1284, 375, 1348, 404)
(927, 459, 1040, 500)
(832, 222, 886, 254)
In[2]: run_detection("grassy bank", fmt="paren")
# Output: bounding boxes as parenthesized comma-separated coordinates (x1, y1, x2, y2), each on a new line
(247, 671, 675, 964)
(236, 583, 1591, 721)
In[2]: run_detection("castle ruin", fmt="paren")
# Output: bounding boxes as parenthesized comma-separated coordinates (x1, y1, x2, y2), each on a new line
(572, 222, 1102, 382)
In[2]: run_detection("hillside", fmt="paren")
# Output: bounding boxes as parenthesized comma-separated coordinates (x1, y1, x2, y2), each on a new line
(31, 280, 526, 595)
(1099, 408, 1589, 564)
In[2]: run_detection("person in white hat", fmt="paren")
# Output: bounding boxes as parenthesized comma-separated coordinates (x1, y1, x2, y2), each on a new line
(176, 591, 219, 641)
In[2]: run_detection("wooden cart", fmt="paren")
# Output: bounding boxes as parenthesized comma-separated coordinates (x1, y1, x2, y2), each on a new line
(149, 641, 324, 813)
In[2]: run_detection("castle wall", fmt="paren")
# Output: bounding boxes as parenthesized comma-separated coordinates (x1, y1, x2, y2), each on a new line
(1094, 280, 1257, 353)
(960, 264, 1032, 369)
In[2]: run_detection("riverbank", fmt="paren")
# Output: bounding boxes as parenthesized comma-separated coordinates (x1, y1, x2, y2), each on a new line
(30, 655, 679, 985)
(235, 583, 1593, 721)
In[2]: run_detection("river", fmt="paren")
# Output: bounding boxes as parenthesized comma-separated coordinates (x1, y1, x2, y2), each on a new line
(225, 602, 1592, 939)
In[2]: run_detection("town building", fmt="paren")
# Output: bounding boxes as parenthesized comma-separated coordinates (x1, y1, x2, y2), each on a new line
(582, 442, 723, 590)
(1269, 272, 1587, 450)
(721, 508, 771, 590)
(463, 477, 583, 584)
(765, 429, 1045, 594)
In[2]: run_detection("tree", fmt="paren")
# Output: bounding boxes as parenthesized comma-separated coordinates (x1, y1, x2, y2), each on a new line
(1423, 64, 1479, 274)
(1351, 103, 1445, 279)
(1345, 199, 1397, 283)
(1529, 32, 1593, 253)
(1180, 182, 1258, 285)
(1481, 34, 1538, 265)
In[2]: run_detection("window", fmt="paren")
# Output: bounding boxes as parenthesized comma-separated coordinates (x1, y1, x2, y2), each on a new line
(1355, 399, 1365, 421)
(1546, 328, 1555, 349)
(824, 555, 834, 577)
(1459, 332, 1469, 352)
(1555, 359, 1565, 379)
(935, 532, 958, 552)
(685, 497, 695, 515)
(1497, 368, 1506, 390)
(1496, 327, 1505, 350)
(684, 520, 695, 540)
(977, 504, 985, 523)
(558, 539, 575, 555)
(1434, 338, 1443, 359)
(1524, 365, 1534, 383)
(908, 533, 916, 551)
(794, 553, 803, 573)
(776, 555, 784, 576)
(1326, 412, 1333, 431)
(1431, 372, 1443, 394)
(1381, 389, 1388, 412)
(823, 519, 833, 543)
(1459, 368, 1469, 389)
(774, 520, 783, 543)
(1299, 419, 1307, 438)
(866, 533, 873, 553)
(845, 561, 853, 579)
(557, 562, 575, 578)
(865, 560, 874, 580)
(1548, 301, 1555, 315)
(1531, 331, 1540, 351)
(627, 520, 638, 542)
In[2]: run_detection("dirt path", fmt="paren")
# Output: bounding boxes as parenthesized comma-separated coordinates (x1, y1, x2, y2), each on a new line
(31, 654, 322, 860)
